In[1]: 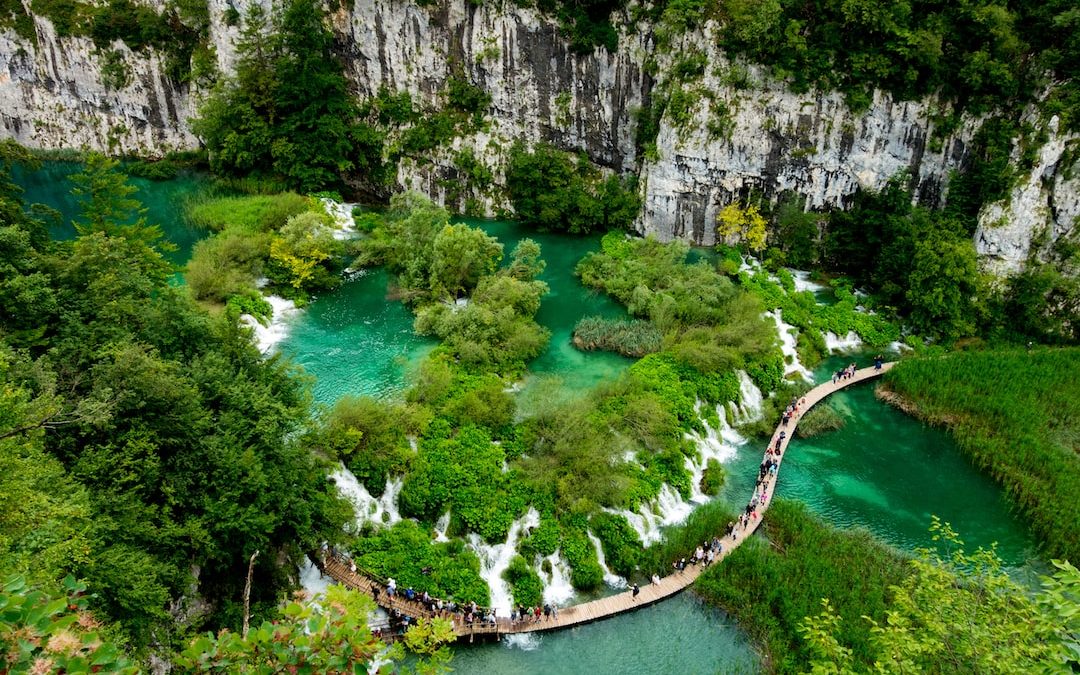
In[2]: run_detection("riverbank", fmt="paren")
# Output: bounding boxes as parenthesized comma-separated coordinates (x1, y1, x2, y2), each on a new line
(881, 348, 1080, 564)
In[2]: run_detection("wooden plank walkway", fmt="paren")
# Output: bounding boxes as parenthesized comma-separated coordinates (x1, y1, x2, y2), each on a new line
(319, 362, 895, 640)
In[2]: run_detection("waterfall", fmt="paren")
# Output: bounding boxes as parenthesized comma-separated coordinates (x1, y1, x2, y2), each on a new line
(825, 330, 863, 353)
(466, 508, 540, 616)
(788, 268, 828, 294)
(241, 295, 301, 354)
(538, 551, 576, 605)
(767, 309, 813, 382)
(298, 557, 330, 599)
(685, 412, 740, 504)
(320, 197, 358, 241)
(433, 512, 451, 542)
(734, 371, 764, 424)
(330, 465, 403, 530)
(587, 532, 628, 589)
(609, 484, 693, 546)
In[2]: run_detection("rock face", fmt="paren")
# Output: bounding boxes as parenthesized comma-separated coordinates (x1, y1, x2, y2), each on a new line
(0, 17, 195, 155)
(0, 0, 1076, 271)
(975, 116, 1080, 275)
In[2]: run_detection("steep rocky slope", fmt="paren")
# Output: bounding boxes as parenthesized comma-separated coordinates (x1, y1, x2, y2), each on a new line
(0, 0, 1075, 269)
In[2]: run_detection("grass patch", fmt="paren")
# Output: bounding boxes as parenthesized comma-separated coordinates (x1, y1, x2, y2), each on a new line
(572, 316, 662, 357)
(884, 347, 1080, 562)
(694, 499, 910, 673)
(795, 403, 845, 438)
(185, 193, 313, 232)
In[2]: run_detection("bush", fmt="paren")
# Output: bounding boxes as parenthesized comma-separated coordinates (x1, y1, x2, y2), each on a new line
(506, 142, 640, 234)
(700, 458, 726, 496)
(185, 193, 313, 232)
(589, 512, 642, 577)
(504, 555, 543, 608)
(351, 520, 490, 606)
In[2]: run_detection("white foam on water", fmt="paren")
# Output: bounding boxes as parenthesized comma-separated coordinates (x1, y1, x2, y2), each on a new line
(321, 198, 358, 241)
(587, 532, 628, 589)
(767, 309, 813, 382)
(609, 484, 693, 546)
(825, 330, 864, 353)
(788, 268, 827, 294)
(433, 512, 451, 543)
(538, 551, 575, 605)
(503, 633, 541, 651)
(734, 371, 764, 424)
(298, 557, 331, 599)
(241, 295, 302, 354)
(466, 508, 541, 616)
(684, 413, 741, 504)
(330, 465, 403, 531)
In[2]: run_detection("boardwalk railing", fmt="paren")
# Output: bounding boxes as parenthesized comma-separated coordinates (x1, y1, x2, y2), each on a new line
(318, 362, 895, 640)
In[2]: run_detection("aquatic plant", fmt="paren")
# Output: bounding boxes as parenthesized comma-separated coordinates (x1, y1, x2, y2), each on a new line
(572, 316, 662, 357)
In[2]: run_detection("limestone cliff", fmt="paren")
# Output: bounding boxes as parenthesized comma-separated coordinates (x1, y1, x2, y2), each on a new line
(0, 0, 1076, 271)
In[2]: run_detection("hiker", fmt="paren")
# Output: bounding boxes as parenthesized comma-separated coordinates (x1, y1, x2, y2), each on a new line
(875, 354, 883, 370)
(632, 584, 641, 600)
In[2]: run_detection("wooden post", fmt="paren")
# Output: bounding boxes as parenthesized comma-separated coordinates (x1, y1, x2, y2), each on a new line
(242, 549, 260, 639)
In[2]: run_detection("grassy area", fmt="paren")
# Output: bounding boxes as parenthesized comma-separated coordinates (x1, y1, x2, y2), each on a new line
(694, 499, 910, 673)
(883, 347, 1080, 563)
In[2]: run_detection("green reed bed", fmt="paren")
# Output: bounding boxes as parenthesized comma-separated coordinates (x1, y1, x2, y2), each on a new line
(572, 316, 662, 357)
(694, 499, 910, 673)
(884, 347, 1080, 563)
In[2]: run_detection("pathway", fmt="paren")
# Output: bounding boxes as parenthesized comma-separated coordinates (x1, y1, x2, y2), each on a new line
(319, 362, 896, 640)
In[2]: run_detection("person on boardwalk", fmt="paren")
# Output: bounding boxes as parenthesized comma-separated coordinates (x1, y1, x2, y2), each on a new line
(874, 354, 883, 370)
(632, 584, 640, 600)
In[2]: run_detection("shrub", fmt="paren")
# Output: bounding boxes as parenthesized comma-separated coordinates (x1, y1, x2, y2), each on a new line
(504, 555, 543, 608)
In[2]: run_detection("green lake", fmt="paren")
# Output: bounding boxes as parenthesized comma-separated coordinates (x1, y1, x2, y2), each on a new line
(14, 164, 1039, 674)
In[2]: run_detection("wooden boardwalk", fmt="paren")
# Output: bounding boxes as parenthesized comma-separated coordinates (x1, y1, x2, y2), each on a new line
(319, 362, 895, 641)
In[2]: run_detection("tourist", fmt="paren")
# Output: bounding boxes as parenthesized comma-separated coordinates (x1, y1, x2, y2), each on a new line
(372, 584, 381, 603)
(534, 605, 542, 622)
(875, 354, 883, 370)
(387, 578, 396, 597)
(552, 604, 559, 619)
(652, 573, 661, 585)
(349, 560, 356, 573)
(632, 583, 641, 600)
(544, 603, 552, 620)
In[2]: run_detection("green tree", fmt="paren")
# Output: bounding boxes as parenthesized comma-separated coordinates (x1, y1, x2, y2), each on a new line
(70, 152, 173, 252)
(799, 519, 1079, 672)
(905, 229, 981, 339)
(430, 223, 503, 298)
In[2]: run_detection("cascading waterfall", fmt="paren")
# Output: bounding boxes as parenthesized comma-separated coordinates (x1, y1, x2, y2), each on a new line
(241, 294, 301, 354)
(609, 483, 694, 546)
(433, 512, 451, 542)
(299, 557, 331, 598)
(734, 371, 764, 424)
(684, 408, 741, 504)
(788, 269, 828, 294)
(320, 197, 358, 241)
(825, 330, 864, 353)
(587, 532, 628, 589)
(466, 509, 540, 616)
(767, 309, 813, 381)
(330, 465, 403, 530)
(538, 552, 576, 605)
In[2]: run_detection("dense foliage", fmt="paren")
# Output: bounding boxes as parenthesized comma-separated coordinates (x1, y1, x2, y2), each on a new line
(578, 233, 778, 373)
(193, 0, 365, 191)
(884, 348, 1080, 563)
(694, 499, 912, 672)
(506, 143, 641, 235)
(0, 144, 350, 653)
(350, 520, 490, 606)
(800, 519, 1080, 672)
(186, 193, 346, 306)
(713, 0, 1080, 129)
(181, 584, 454, 673)
(358, 192, 550, 373)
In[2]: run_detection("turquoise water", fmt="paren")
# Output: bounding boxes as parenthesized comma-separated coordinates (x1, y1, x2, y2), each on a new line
(720, 354, 1037, 567)
(12, 161, 208, 267)
(451, 594, 759, 675)
(455, 219, 634, 395)
(11, 164, 1039, 672)
(278, 269, 437, 405)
